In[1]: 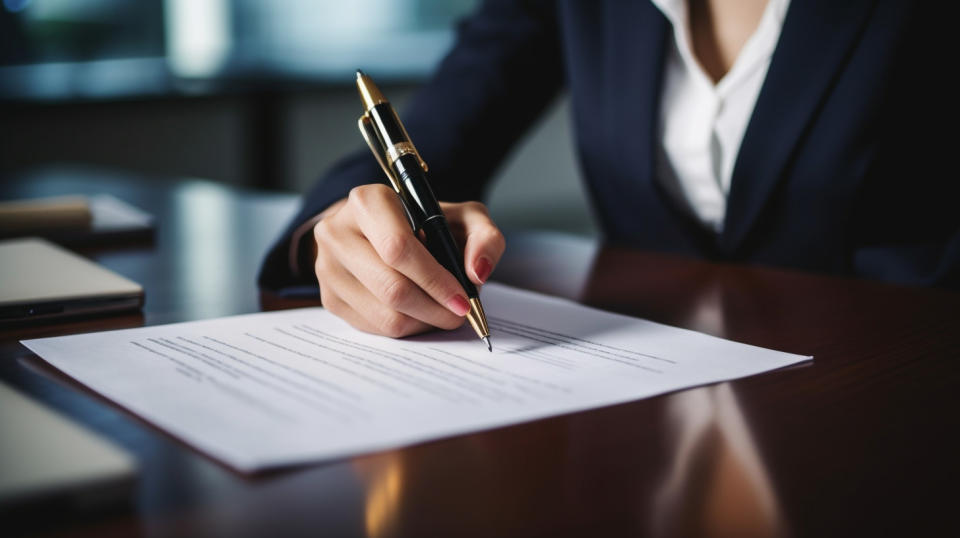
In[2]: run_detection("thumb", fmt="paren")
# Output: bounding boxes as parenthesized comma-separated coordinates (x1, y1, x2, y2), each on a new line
(441, 201, 506, 286)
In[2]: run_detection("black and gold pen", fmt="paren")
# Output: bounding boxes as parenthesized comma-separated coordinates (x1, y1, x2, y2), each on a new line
(354, 70, 492, 351)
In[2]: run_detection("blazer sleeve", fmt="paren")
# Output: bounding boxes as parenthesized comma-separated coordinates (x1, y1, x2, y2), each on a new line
(258, 0, 565, 290)
(849, 5, 959, 289)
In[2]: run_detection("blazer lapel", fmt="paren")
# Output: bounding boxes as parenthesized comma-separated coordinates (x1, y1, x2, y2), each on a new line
(719, 0, 878, 253)
(612, 2, 667, 192)
(604, 2, 702, 250)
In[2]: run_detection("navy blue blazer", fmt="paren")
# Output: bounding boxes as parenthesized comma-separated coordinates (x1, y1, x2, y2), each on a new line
(260, 0, 958, 290)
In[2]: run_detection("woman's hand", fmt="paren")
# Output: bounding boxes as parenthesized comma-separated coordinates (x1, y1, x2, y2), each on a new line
(313, 183, 505, 338)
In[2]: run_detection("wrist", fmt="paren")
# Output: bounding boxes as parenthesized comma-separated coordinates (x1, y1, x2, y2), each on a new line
(288, 198, 347, 279)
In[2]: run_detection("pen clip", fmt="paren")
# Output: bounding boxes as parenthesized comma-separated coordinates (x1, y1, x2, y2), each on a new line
(358, 114, 401, 193)
(358, 114, 420, 231)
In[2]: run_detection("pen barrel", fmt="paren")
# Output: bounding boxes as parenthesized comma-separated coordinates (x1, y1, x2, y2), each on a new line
(368, 104, 408, 149)
(365, 98, 477, 299)
(393, 155, 478, 299)
(394, 154, 442, 226)
(422, 216, 479, 299)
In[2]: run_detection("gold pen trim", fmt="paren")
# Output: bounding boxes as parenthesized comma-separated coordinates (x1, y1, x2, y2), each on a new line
(356, 71, 388, 111)
(356, 71, 429, 172)
(386, 142, 419, 165)
(465, 297, 490, 339)
(393, 120, 429, 172)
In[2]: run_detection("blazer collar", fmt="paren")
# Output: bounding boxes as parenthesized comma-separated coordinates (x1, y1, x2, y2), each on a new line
(719, 0, 878, 253)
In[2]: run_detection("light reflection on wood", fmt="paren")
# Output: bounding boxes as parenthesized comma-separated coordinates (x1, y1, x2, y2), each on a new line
(353, 452, 405, 538)
(653, 383, 785, 537)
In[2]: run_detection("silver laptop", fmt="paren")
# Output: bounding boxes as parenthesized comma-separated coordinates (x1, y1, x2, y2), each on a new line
(0, 238, 143, 323)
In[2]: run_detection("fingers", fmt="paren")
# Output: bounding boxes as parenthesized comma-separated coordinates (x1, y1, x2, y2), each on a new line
(317, 273, 433, 338)
(313, 184, 501, 339)
(441, 201, 506, 285)
(348, 186, 472, 318)
(336, 233, 466, 331)
(313, 184, 467, 338)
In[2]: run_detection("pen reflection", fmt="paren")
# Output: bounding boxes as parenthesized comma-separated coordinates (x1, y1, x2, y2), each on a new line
(652, 384, 785, 538)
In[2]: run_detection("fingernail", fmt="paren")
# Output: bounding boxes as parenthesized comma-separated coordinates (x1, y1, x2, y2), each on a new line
(447, 295, 470, 316)
(474, 257, 492, 284)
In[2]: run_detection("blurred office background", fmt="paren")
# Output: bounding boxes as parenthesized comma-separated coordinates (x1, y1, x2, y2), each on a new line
(0, 0, 597, 236)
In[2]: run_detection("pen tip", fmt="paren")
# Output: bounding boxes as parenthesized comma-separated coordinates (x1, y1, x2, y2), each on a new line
(356, 69, 365, 78)
(483, 336, 492, 352)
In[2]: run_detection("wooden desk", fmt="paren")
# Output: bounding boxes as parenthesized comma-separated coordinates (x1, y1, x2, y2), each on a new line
(2, 168, 958, 537)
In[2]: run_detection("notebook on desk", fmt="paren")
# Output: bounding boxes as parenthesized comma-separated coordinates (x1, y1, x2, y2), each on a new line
(0, 194, 154, 246)
(0, 238, 144, 324)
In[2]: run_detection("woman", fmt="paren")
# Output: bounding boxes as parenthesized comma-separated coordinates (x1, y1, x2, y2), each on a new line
(260, 0, 956, 337)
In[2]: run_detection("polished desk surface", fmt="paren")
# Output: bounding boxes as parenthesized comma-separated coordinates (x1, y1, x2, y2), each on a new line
(1, 168, 958, 537)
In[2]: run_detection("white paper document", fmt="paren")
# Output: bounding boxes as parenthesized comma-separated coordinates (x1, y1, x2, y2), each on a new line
(22, 283, 810, 471)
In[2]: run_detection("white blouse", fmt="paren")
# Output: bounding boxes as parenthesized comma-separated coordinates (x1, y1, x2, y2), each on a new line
(650, 0, 791, 233)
